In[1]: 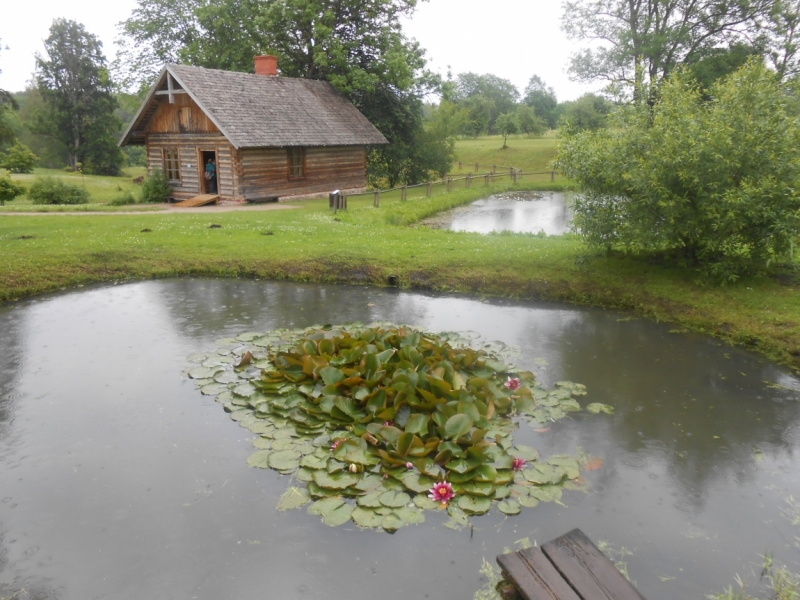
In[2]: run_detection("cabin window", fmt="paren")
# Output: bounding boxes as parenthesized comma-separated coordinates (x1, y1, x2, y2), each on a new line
(163, 148, 180, 182)
(288, 147, 305, 179)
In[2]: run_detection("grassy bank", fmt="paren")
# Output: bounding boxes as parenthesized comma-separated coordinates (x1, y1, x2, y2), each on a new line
(1, 177, 799, 373)
(3, 167, 149, 208)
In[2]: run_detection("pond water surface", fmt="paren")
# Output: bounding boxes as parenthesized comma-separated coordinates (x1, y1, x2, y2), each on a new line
(1, 279, 799, 599)
(436, 191, 573, 235)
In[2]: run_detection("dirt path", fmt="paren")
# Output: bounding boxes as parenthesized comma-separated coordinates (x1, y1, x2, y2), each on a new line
(0, 203, 302, 216)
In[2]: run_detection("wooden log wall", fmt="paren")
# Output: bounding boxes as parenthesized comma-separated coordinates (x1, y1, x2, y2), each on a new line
(146, 133, 241, 201)
(239, 146, 367, 200)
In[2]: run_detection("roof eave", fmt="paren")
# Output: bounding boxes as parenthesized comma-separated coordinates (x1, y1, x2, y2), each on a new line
(118, 66, 169, 148)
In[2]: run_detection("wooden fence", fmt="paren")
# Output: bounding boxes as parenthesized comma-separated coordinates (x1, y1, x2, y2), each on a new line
(334, 163, 559, 210)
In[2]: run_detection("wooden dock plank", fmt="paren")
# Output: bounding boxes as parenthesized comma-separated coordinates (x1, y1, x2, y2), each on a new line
(174, 194, 219, 208)
(541, 529, 646, 600)
(497, 547, 581, 600)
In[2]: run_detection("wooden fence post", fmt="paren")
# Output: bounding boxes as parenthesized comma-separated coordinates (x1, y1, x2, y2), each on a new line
(509, 167, 514, 175)
(492, 165, 496, 174)
(401, 185, 407, 201)
(466, 173, 472, 189)
(447, 178, 452, 192)
(551, 170, 555, 182)
(484, 174, 489, 186)
(512, 170, 518, 184)
(426, 182, 432, 197)
(475, 163, 479, 173)
(458, 161, 462, 170)
(373, 190, 380, 207)
(342, 193, 347, 209)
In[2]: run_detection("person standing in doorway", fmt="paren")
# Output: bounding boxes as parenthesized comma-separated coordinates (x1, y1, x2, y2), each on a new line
(205, 158, 218, 194)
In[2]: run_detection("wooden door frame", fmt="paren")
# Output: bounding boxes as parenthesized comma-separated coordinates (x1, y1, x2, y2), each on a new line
(196, 147, 219, 194)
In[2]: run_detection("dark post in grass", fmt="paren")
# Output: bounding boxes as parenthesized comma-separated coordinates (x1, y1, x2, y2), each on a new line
(492, 165, 496, 174)
(426, 182, 432, 197)
(551, 170, 555, 182)
(458, 161, 462, 170)
(466, 173, 472, 188)
(447, 178, 453, 192)
(401, 185, 407, 201)
(475, 163, 479, 173)
(373, 190, 380, 207)
(484, 174, 490, 186)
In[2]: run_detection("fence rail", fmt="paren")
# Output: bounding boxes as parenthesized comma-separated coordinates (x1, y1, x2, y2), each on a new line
(337, 166, 559, 209)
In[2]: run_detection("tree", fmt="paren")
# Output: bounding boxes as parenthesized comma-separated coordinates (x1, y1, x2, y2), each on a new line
(516, 105, 546, 135)
(495, 112, 518, 148)
(561, 0, 772, 99)
(687, 43, 762, 93)
(0, 142, 38, 173)
(558, 93, 612, 130)
(0, 174, 25, 206)
(523, 75, 558, 128)
(761, 0, 800, 81)
(35, 19, 124, 175)
(460, 95, 495, 137)
(451, 73, 519, 132)
(556, 61, 800, 281)
(0, 39, 18, 148)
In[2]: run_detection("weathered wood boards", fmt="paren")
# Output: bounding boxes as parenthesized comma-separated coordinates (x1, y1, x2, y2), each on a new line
(497, 529, 647, 600)
(173, 194, 219, 208)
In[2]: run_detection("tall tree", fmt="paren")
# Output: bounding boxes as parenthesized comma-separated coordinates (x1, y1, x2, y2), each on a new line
(761, 0, 800, 81)
(0, 39, 18, 147)
(522, 75, 558, 129)
(561, 0, 772, 99)
(36, 19, 123, 174)
(451, 73, 519, 132)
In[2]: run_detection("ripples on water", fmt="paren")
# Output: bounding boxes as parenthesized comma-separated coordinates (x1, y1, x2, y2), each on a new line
(440, 191, 574, 235)
(0, 279, 799, 599)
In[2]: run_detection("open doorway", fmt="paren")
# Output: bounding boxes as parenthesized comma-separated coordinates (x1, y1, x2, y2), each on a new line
(201, 150, 218, 194)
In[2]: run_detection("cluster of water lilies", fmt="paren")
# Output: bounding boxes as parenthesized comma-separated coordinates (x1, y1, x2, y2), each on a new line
(187, 323, 608, 532)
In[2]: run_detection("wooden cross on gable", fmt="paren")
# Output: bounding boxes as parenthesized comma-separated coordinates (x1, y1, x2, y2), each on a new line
(154, 72, 187, 104)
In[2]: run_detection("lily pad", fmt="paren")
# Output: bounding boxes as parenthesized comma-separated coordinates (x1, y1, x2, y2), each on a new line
(587, 403, 614, 414)
(323, 502, 354, 527)
(247, 450, 271, 468)
(379, 490, 411, 508)
(308, 497, 345, 517)
(381, 513, 403, 532)
(413, 495, 441, 510)
(277, 486, 311, 510)
(268, 449, 302, 472)
(312, 470, 360, 490)
(457, 495, 492, 515)
(498, 499, 521, 515)
(201, 383, 229, 395)
(352, 507, 383, 528)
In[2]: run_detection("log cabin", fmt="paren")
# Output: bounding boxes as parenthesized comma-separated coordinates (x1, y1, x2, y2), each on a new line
(119, 56, 388, 203)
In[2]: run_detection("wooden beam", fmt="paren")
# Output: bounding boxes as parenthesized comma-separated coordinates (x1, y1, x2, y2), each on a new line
(154, 72, 186, 104)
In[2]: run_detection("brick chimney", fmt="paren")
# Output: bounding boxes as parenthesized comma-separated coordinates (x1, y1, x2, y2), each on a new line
(254, 55, 279, 76)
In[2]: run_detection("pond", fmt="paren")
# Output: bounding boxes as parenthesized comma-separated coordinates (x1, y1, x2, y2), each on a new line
(1, 279, 799, 599)
(423, 191, 574, 235)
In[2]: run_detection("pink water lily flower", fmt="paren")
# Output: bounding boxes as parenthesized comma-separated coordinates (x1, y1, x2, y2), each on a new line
(505, 377, 521, 391)
(428, 481, 456, 505)
(512, 457, 527, 471)
(331, 439, 343, 451)
(406, 462, 414, 469)
(383, 420, 395, 427)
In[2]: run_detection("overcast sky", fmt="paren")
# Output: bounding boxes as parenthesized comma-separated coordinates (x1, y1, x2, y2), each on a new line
(0, 0, 601, 101)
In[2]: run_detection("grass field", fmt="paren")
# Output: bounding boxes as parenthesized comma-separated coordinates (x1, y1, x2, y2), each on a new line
(2, 167, 151, 210)
(1, 138, 798, 373)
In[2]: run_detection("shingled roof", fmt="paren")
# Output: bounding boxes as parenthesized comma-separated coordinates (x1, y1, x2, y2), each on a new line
(120, 64, 388, 149)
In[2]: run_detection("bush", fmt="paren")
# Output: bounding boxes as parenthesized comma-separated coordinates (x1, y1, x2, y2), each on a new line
(0, 142, 39, 173)
(0, 174, 26, 206)
(28, 176, 90, 205)
(556, 60, 800, 281)
(139, 169, 172, 203)
(108, 190, 137, 206)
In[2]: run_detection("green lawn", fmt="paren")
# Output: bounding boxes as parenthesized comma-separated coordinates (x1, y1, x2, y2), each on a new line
(1, 175, 799, 373)
(2, 167, 152, 211)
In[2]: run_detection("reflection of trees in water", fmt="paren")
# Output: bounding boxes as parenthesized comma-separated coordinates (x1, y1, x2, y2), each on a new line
(149, 279, 412, 342)
(0, 307, 25, 444)
(554, 315, 800, 510)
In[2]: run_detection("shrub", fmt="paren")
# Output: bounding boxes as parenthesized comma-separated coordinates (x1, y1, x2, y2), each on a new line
(28, 176, 90, 205)
(0, 142, 39, 174)
(556, 60, 800, 281)
(139, 169, 172, 203)
(0, 174, 26, 206)
(108, 190, 137, 206)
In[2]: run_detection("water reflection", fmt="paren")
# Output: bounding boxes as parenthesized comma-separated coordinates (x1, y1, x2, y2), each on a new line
(441, 191, 573, 235)
(0, 280, 799, 600)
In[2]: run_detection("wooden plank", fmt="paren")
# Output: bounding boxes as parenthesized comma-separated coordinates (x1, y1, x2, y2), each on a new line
(173, 194, 219, 208)
(497, 548, 580, 600)
(541, 529, 646, 600)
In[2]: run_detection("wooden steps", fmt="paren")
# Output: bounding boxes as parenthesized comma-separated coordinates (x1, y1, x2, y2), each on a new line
(173, 194, 219, 208)
(497, 529, 647, 600)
